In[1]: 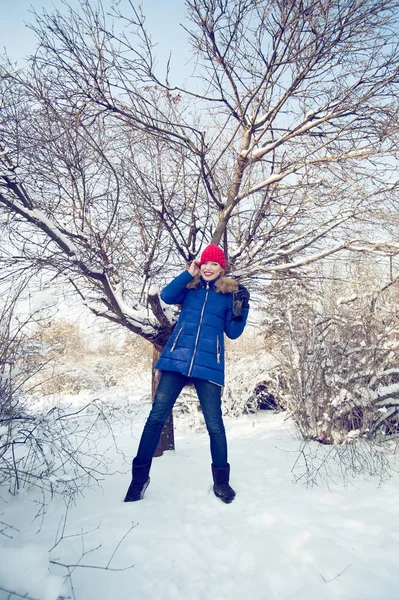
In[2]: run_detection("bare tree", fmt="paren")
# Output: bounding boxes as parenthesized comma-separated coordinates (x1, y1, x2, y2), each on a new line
(2, 0, 399, 450)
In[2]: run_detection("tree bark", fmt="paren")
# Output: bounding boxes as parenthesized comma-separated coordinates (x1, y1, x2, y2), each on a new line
(152, 345, 175, 457)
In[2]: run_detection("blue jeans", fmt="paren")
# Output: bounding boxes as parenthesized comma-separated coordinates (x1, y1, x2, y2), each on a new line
(135, 371, 228, 468)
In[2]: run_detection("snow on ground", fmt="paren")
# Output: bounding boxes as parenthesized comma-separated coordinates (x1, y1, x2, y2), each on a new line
(1, 387, 399, 600)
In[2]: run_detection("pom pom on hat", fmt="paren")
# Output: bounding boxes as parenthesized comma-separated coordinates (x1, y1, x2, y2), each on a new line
(198, 244, 226, 269)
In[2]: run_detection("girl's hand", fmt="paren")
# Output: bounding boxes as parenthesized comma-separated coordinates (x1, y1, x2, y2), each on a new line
(188, 260, 200, 277)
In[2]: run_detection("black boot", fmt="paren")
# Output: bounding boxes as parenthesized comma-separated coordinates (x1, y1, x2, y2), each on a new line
(212, 463, 236, 504)
(124, 458, 151, 502)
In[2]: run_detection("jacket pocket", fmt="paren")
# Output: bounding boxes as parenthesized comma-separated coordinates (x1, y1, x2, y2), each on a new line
(216, 335, 221, 364)
(171, 327, 183, 351)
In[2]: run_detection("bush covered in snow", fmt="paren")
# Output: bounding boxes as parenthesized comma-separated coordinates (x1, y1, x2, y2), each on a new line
(224, 350, 288, 417)
(261, 267, 399, 444)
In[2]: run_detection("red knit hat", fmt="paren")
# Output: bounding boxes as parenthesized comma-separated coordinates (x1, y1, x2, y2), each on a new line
(198, 244, 226, 269)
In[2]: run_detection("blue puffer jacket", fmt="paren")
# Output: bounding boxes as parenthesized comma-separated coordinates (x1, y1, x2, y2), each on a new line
(155, 271, 249, 386)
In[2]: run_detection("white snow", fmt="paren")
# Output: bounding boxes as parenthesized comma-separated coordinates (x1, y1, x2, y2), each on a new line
(337, 294, 358, 306)
(148, 284, 160, 296)
(0, 544, 63, 600)
(1, 387, 399, 600)
(29, 208, 79, 257)
(107, 275, 158, 333)
(29, 290, 57, 314)
(374, 383, 399, 404)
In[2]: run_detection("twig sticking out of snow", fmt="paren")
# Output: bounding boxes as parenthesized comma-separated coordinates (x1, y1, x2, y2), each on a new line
(319, 563, 353, 583)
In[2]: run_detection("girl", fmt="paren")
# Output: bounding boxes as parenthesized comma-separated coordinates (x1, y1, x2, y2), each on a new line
(124, 244, 250, 504)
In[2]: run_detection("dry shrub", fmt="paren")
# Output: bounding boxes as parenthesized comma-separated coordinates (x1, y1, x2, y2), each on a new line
(28, 320, 87, 358)
(29, 322, 153, 395)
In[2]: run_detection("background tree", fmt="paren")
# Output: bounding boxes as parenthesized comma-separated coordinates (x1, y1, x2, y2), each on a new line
(2, 0, 399, 450)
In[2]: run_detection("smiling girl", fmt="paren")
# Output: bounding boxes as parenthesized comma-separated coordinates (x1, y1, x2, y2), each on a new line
(124, 244, 250, 504)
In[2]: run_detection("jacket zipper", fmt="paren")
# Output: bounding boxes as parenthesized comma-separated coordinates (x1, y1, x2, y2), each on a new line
(171, 326, 183, 351)
(216, 335, 221, 364)
(188, 282, 210, 377)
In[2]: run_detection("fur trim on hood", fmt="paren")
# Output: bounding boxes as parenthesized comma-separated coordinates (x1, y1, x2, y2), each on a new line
(186, 274, 238, 294)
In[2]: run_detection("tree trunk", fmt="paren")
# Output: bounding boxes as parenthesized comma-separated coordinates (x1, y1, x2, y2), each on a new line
(152, 345, 175, 457)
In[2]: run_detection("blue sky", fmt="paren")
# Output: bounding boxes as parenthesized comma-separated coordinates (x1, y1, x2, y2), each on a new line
(1, 0, 192, 83)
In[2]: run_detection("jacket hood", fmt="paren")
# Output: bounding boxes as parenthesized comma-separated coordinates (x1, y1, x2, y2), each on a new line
(186, 274, 238, 294)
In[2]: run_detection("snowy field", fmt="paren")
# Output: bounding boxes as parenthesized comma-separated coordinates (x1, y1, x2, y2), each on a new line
(1, 387, 399, 600)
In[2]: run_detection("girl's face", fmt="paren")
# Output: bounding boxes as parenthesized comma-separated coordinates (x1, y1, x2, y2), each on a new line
(200, 261, 224, 281)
